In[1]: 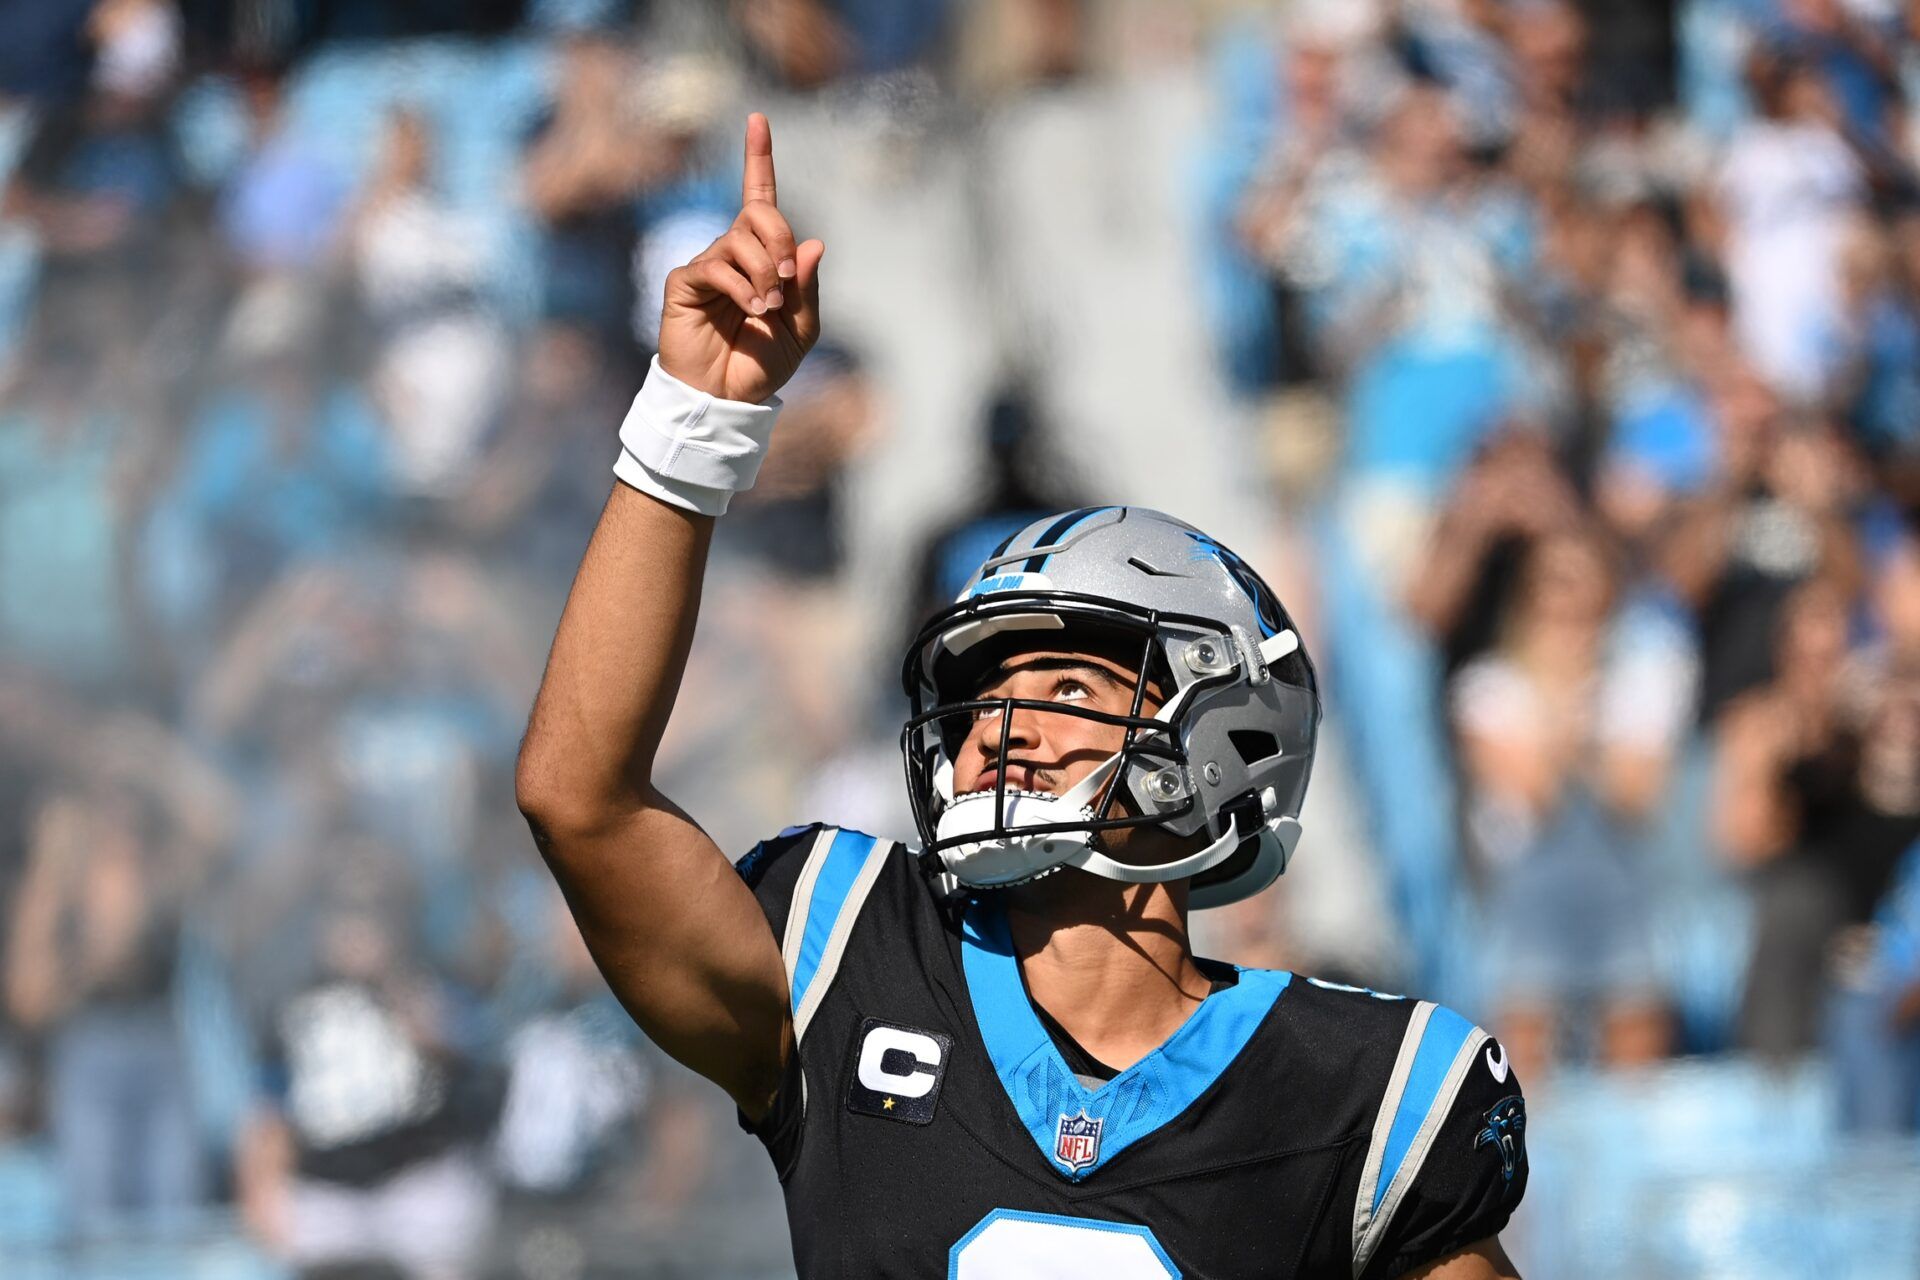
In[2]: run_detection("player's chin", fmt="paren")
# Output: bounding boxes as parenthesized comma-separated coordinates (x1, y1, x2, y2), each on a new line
(1093, 821, 1202, 869)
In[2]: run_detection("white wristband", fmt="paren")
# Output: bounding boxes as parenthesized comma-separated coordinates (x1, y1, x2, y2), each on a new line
(612, 355, 784, 516)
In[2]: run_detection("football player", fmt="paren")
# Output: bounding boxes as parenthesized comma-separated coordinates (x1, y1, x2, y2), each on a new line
(517, 115, 1528, 1279)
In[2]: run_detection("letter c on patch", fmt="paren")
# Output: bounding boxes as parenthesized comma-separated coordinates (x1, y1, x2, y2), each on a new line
(857, 1025, 942, 1098)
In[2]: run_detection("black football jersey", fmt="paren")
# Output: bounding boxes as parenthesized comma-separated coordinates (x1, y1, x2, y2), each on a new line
(733, 825, 1528, 1279)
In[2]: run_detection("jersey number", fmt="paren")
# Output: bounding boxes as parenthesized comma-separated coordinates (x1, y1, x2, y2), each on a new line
(949, 1209, 1180, 1279)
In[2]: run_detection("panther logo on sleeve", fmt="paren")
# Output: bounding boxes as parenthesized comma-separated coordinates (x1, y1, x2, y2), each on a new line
(1473, 1096, 1528, 1183)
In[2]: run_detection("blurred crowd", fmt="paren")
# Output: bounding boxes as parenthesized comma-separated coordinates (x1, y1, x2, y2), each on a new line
(0, 2, 895, 1275)
(0, 0, 1918, 1277)
(1202, 0, 1920, 1119)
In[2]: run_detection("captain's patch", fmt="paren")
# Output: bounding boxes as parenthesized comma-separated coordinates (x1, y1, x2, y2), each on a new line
(846, 1018, 951, 1125)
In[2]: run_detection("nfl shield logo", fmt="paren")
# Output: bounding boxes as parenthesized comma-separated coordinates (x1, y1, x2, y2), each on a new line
(1053, 1110, 1103, 1173)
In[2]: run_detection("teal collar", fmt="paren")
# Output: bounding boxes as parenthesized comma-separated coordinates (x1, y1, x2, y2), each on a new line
(959, 899, 1291, 1181)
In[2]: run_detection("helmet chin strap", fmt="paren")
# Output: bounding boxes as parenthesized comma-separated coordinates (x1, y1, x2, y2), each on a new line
(932, 749, 1123, 858)
(1062, 812, 1243, 886)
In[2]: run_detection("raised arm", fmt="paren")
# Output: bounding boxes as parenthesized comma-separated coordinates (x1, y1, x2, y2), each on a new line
(515, 114, 824, 1115)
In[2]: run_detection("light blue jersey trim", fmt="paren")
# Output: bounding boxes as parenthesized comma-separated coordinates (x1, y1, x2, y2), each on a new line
(1372, 1005, 1474, 1213)
(948, 1209, 1181, 1278)
(960, 901, 1291, 1181)
(1352, 1002, 1490, 1275)
(789, 829, 881, 1014)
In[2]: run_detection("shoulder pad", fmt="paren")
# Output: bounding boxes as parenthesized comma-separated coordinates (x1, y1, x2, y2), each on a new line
(1353, 1002, 1526, 1278)
(735, 823, 829, 887)
(742, 825, 899, 1043)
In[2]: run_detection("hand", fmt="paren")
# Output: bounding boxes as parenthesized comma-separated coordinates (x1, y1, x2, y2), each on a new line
(657, 113, 825, 403)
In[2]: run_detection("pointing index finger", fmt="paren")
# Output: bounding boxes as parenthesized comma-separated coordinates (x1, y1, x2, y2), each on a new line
(742, 112, 777, 209)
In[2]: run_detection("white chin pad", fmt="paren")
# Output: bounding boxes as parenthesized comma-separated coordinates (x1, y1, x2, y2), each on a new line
(933, 789, 1097, 887)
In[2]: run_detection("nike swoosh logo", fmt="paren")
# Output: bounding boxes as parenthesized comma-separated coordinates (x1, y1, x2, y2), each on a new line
(1485, 1042, 1509, 1083)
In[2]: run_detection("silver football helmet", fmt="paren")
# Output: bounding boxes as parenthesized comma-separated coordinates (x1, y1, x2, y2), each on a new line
(900, 506, 1319, 909)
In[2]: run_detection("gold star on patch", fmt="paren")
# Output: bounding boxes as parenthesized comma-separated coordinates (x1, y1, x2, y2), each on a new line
(883, 1098, 895, 1110)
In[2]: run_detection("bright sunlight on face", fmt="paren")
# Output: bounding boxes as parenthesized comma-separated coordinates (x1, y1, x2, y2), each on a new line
(950, 647, 1161, 801)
